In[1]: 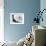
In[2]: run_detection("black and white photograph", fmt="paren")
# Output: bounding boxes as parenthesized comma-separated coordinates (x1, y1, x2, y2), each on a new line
(10, 13, 24, 24)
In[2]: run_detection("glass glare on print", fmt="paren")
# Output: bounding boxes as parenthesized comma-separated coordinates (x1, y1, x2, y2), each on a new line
(10, 13, 24, 24)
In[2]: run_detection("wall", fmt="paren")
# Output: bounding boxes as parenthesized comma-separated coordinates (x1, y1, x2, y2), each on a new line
(4, 0, 40, 42)
(40, 0, 46, 27)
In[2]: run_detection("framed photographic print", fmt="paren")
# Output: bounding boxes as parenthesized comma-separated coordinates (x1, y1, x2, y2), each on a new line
(10, 13, 24, 24)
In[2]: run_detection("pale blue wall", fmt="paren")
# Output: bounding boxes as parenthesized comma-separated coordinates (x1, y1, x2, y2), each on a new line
(4, 0, 40, 42)
(40, 0, 46, 27)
